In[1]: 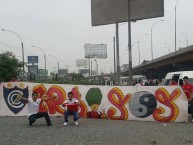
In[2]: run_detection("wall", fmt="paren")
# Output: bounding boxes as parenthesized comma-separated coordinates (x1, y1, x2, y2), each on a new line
(0, 82, 188, 122)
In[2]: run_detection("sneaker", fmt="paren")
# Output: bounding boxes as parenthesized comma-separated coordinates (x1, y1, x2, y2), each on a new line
(47, 123, 52, 126)
(63, 122, 68, 126)
(75, 121, 78, 125)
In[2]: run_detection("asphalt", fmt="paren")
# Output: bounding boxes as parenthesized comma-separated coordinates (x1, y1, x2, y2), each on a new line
(0, 116, 193, 145)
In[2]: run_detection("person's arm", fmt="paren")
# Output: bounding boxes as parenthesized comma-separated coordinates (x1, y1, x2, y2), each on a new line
(62, 101, 68, 107)
(74, 99, 80, 107)
(190, 85, 193, 101)
(41, 94, 57, 101)
(18, 94, 29, 103)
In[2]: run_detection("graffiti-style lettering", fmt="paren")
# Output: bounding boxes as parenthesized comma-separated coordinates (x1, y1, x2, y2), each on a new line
(153, 88, 180, 122)
(107, 87, 131, 120)
(71, 86, 88, 117)
(33, 84, 66, 114)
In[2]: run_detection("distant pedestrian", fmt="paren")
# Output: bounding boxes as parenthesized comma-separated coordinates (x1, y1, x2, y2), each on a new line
(145, 79, 151, 86)
(157, 78, 162, 86)
(135, 79, 143, 86)
(9, 75, 18, 82)
(150, 79, 156, 86)
(182, 76, 193, 122)
(170, 78, 178, 86)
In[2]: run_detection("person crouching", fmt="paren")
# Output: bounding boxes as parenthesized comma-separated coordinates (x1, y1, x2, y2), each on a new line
(62, 92, 80, 126)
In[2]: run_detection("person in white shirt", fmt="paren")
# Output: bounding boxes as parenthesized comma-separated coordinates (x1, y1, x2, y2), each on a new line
(62, 92, 80, 126)
(135, 79, 144, 86)
(19, 92, 56, 126)
(157, 78, 162, 86)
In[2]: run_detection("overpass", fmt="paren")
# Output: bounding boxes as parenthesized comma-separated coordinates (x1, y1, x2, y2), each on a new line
(122, 45, 193, 79)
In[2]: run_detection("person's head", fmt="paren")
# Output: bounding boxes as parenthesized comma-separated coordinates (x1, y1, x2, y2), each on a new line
(32, 92, 38, 101)
(67, 92, 74, 100)
(171, 78, 176, 82)
(158, 78, 162, 82)
(171, 78, 177, 84)
(138, 79, 143, 84)
(158, 78, 162, 84)
(10, 75, 17, 82)
(183, 76, 189, 84)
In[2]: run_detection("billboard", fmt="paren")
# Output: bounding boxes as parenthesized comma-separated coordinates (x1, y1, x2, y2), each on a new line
(28, 65, 38, 74)
(76, 59, 88, 67)
(84, 43, 107, 58)
(27, 56, 38, 63)
(91, 0, 164, 26)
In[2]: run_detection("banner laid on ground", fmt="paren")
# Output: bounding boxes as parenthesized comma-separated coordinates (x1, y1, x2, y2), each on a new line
(0, 82, 188, 122)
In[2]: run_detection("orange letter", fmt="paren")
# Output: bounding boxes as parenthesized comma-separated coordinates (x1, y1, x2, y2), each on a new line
(153, 88, 180, 122)
(107, 87, 131, 120)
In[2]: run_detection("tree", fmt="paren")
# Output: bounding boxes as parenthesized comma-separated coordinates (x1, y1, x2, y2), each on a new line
(0, 51, 23, 81)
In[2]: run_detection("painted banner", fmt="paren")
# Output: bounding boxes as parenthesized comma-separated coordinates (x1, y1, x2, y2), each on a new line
(0, 82, 188, 122)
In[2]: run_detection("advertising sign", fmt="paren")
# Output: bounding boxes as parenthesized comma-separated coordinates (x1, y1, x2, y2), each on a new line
(27, 56, 38, 63)
(84, 43, 107, 58)
(91, 0, 164, 26)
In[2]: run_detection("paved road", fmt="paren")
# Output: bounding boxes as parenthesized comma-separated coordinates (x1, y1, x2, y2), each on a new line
(0, 116, 193, 145)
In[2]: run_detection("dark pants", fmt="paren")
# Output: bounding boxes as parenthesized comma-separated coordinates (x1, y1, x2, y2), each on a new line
(64, 110, 79, 123)
(189, 100, 193, 119)
(28, 112, 51, 125)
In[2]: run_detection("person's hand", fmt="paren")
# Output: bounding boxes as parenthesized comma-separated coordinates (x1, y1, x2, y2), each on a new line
(50, 94, 58, 99)
(62, 103, 67, 107)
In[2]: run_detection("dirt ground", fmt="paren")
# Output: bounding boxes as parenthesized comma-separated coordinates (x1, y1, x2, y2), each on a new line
(0, 116, 193, 145)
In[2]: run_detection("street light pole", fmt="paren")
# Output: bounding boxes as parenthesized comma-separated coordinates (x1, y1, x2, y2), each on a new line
(137, 34, 148, 65)
(113, 36, 116, 83)
(175, 0, 180, 52)
(127, 0, 133, 85)
(116, 23, 121, 85)
(114, 22, 127, 85)
(1, 29, 25, 81)
(137, 41, 140, 65)
(31, 45, 47, 80)
(151, 20, 163, 60)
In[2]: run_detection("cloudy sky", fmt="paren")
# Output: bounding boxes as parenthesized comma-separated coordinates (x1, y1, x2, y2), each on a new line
(0, 0, 192, 74)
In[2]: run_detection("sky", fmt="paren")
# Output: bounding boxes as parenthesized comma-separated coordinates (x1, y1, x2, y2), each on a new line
(0, 0, 193, 75)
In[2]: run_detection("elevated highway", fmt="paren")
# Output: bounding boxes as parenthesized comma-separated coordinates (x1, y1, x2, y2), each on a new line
(122, 45, 193, 78)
